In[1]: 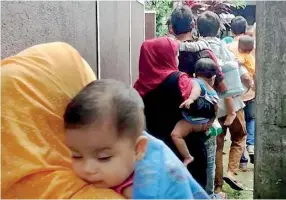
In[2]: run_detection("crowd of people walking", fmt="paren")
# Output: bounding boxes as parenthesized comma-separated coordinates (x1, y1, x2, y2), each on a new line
(135, 5, 256, 198)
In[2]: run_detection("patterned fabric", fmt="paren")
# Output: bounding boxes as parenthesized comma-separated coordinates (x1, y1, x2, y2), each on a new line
(133, 132, 210, 199)
(182, 78, 218, 124)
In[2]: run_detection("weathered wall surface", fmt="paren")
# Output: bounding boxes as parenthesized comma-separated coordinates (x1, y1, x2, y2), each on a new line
(98, 0, 130, 83)
(1, 1, 145, 84)
(254, 1, 286, 198)
(1, 1, 98, 74)
(131, 1, 145, 84)
(145, 12, 156, 40)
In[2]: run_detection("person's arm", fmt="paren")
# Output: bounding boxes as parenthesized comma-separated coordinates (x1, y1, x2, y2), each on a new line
(241, 71, 254, 90)
(179, 80, 201, 109)
(179, 40, 209, 52)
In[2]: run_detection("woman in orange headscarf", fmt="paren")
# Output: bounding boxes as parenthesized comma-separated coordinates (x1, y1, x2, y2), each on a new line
(1, 42, 123, 199)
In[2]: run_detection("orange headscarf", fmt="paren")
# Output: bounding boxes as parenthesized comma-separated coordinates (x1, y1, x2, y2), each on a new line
(1, 42, 123, 199)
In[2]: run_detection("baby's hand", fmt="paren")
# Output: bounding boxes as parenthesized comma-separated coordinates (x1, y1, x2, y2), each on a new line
(179, 99, 194, 109)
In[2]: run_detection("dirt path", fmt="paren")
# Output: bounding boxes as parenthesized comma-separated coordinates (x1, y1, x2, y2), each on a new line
(222, 133, 254, 199)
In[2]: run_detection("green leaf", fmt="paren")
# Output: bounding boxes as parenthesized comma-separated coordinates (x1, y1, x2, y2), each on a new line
(145, 0, 173, 37)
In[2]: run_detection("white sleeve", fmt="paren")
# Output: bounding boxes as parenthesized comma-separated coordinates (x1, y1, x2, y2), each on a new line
(239, 66, 248, 76)
(179, 40, 209, 52)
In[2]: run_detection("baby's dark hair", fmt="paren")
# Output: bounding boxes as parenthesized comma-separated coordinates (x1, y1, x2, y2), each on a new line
(238, 35, 254, 53)
(195, 58, 218, 79)
(64, 79, 145, 136)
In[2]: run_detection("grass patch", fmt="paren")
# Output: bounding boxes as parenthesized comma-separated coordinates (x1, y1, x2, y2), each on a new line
(222, 184, 253, 199)
(223, 184, 242, 199)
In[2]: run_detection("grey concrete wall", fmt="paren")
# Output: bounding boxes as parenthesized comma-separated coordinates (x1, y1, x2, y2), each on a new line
(131, 1, 145, 84)
(1, 1, 98, 75)
(254, 1, 286, 198)
(98, 0, 130, 84)
(1, 1, 145, 83)
(145, 12, 156, 40)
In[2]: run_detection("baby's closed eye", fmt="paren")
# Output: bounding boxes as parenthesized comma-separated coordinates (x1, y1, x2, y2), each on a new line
(97, 156, 112, 162)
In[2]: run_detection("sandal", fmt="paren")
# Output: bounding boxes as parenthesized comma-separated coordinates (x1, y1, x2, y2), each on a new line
(223, 176, 244, 191)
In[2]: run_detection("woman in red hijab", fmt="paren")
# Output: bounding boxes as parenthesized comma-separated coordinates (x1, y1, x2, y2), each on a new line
(134, 37, 209, 188)
(134, 37, 192, 100)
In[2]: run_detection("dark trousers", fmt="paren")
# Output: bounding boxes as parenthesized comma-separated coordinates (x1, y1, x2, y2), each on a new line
(165, 131, 207, 188)
(185, 132, 208, 188)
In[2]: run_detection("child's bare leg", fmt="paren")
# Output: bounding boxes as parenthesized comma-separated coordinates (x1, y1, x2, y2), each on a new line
(224, 97, 236, 126)
(171, 120, 201, 166)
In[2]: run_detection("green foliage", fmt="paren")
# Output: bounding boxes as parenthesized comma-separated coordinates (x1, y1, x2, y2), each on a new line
(145, 0, 173, 37)
(228, 0, 247, 9)
(144, 0, 247, 36)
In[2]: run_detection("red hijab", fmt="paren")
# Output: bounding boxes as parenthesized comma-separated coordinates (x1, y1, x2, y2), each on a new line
(134, 37, 192, 98)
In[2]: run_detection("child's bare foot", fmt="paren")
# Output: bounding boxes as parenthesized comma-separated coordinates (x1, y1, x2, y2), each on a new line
(224, 112, 236, 126)
(183, 156, 194, 166)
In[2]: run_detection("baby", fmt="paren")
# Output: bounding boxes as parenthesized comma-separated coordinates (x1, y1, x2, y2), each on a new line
(64, 79, 209, 199)
(171, 58, 219, 166)
(237, 35, 255, 77)
(64, 79, 146, 198)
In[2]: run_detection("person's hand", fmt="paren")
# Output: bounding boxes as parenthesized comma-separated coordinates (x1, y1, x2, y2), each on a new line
(179, 99, 194, 109)
(236, 57, 244, 65)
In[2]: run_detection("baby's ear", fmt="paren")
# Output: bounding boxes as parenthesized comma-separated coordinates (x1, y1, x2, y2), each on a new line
(135, 135, 148, 161)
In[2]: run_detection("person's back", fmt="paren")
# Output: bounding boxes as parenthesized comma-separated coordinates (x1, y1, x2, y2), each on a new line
(1, 42, 122, 199)
(143, 71, 184, 142)
(196, 11, 245, 127)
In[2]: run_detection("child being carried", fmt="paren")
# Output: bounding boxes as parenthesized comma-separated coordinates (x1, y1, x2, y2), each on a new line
(171, 58, 219, 166)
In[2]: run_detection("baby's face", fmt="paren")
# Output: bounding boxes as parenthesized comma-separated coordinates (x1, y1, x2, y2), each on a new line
(66, 118, 137, 188)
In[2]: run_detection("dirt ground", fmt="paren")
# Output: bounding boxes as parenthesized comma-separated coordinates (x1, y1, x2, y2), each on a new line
(222, 133, 254, 199)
